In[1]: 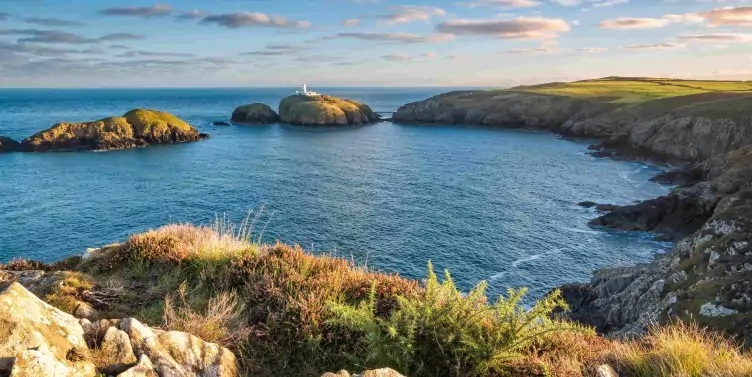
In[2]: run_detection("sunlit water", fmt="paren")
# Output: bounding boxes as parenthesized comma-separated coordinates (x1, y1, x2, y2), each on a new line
(0, 87, 671, 299)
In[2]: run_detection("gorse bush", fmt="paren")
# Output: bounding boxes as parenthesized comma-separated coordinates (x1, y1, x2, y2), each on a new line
(327, 262, 590, 377)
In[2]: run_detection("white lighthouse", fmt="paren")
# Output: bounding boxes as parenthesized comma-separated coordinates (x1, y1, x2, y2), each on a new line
(296, 84, 320, 96)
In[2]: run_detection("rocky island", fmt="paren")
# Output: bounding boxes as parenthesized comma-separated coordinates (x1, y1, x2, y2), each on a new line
(21, 109, 208, 152)
(278, 94, 380, 127)
(231, 103, 279, 124)
(396, 77, 752, 345)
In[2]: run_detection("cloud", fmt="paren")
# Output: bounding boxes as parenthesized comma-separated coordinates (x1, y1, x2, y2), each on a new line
(382, 53, 413, 61)
(461, 0, 542, 8)
(23, 18, 86, 27)
(332, 32, 454, 44)
(100, 3, 174, 18)
(600, 17, 672, 29)
(585, 0, 628, 9)
(436, 17, 570, 39)
(677, 33, 752, 42)
(109, 45, 131, 50)
(576, 47, 608, 52)
(550, 0, 580, 5)
(694, 6, 752, 27)
(176, 9, 209, 20)
(0, 29, 94, 44)
(620, 43, 684, 50)
(98, 33, 145, 41)
(117, 50, 195, 57)
(342, 18, 360, 26)
(375, 6, 446, 24)
(241, 44, 308, 56)
(201, 12, 311, 29)
(502, 47, 559, 54)
(0, 12, 8, 21)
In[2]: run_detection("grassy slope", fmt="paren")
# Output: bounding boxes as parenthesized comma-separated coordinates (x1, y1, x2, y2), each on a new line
(512, 77, 752, 105)
(4, 221, 752, 377)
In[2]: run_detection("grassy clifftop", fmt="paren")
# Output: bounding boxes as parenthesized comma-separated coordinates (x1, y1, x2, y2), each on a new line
(512, 77, 752, 104)
(3, 219, 752, 376)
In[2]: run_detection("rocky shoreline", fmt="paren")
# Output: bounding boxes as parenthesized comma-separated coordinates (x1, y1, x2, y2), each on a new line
(394, 88, 752, 343)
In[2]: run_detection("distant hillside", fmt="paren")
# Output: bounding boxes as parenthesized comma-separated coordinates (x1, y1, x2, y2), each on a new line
(511, 77, 752, 104)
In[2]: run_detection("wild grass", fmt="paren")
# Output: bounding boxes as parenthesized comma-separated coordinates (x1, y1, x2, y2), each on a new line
(609, 322, 752, 377)
(9, 218, 752, 377)
(513, 77, 752, 104)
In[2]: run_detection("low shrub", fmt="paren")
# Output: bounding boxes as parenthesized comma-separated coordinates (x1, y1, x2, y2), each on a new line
(327, 262, 591, 377)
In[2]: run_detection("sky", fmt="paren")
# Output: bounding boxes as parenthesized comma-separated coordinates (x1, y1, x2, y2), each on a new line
(0, 0, 751, 87)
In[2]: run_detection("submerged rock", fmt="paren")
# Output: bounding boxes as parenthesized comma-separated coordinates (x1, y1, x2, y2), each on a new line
(279, 95, 379, 127)
(22, 109, 207, 152)
(212, 121, 231, 126)
(231, 103, 278, 124)
(0, 136, 22, 153)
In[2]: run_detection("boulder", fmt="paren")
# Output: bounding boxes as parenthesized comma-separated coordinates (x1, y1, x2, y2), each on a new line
(231, 103, 278, 124)
(323, 369, 404, 377)
(595, 364, 619, 377)
(0, 282, 95, 375)
(279, 95, 379, 127)
(118, 355, 158, 377)
(0, 136, 22, 153)
(9, 344, 90, 377)
(120, 318, 238, 377)
(22, 109, 208, 152)
(212, 121, 231, 126)
(100, 326, 138, 375)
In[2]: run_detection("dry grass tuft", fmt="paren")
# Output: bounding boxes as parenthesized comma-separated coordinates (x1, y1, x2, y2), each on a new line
(44, 271, 94, 313)
(609, 321, 752, 377)
(163, 283, 251, 349)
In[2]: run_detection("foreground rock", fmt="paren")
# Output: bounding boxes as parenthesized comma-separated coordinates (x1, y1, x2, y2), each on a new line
(0, 282, 95, 375)
(0, 136, 22, 153)
(561, 146, 752, 343)
(0, 281, 237, 376)
(279, 95, 379, 127)
(231, 103, 278, 124)
(22, 109, 208, 152)
(322, 368, 405, 377)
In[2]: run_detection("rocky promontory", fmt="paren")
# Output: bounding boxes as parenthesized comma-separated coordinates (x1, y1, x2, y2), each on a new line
(279, 94, 379, 127)
(231, 103, 279, 124)
(0, 136, 22, 153)
(22, 109, 208, 152)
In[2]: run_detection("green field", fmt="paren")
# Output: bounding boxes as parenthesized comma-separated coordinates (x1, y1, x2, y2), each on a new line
(512, 77, 752, 104)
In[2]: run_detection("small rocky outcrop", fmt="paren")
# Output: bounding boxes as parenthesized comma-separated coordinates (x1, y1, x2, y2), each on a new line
(279, 95, 379, 127)
(0, 136, 22, 153)
(0, 281, 237, 377)
(22, 109, 208, 152)
(231, 103, 278, 124)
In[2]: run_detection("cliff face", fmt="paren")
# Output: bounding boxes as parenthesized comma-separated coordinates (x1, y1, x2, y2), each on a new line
(22, 109, 207, 152)
(394, 91, 752, 163)
(562, 146, 752, 343)
(279, 95, 379, 127)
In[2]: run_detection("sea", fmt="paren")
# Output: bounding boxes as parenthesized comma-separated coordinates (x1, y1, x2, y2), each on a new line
(0, 87, 672, 300)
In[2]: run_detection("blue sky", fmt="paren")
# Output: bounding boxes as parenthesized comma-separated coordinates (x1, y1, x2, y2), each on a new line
(1, 0, 751, 87)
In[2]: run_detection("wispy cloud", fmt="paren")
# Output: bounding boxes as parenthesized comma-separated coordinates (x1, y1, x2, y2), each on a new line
(176, 9, 209, 20)
(436, 17, 570, 39)
(620, 43, 684, 50)
(23, 18, 86, 27)
(375, 6, 446, 24)
(100, 3, 174, 18)
(201, 12, 311, 29)
(600, 17, 671, 29)
(332, 32, 454, 44)
(116, 50, 195, 58)
(460, 0, 542, 8)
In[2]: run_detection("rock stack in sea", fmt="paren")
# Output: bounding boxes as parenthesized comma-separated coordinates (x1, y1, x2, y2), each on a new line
(231, 103, 279, 124)
(21, 109, 208, 152)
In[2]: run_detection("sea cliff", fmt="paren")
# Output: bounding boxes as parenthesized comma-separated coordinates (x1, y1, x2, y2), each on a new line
(279, 94, 380, 126)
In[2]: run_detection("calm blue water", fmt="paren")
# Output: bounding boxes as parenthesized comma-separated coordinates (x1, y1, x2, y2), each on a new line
(0, 88, 671, 299)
